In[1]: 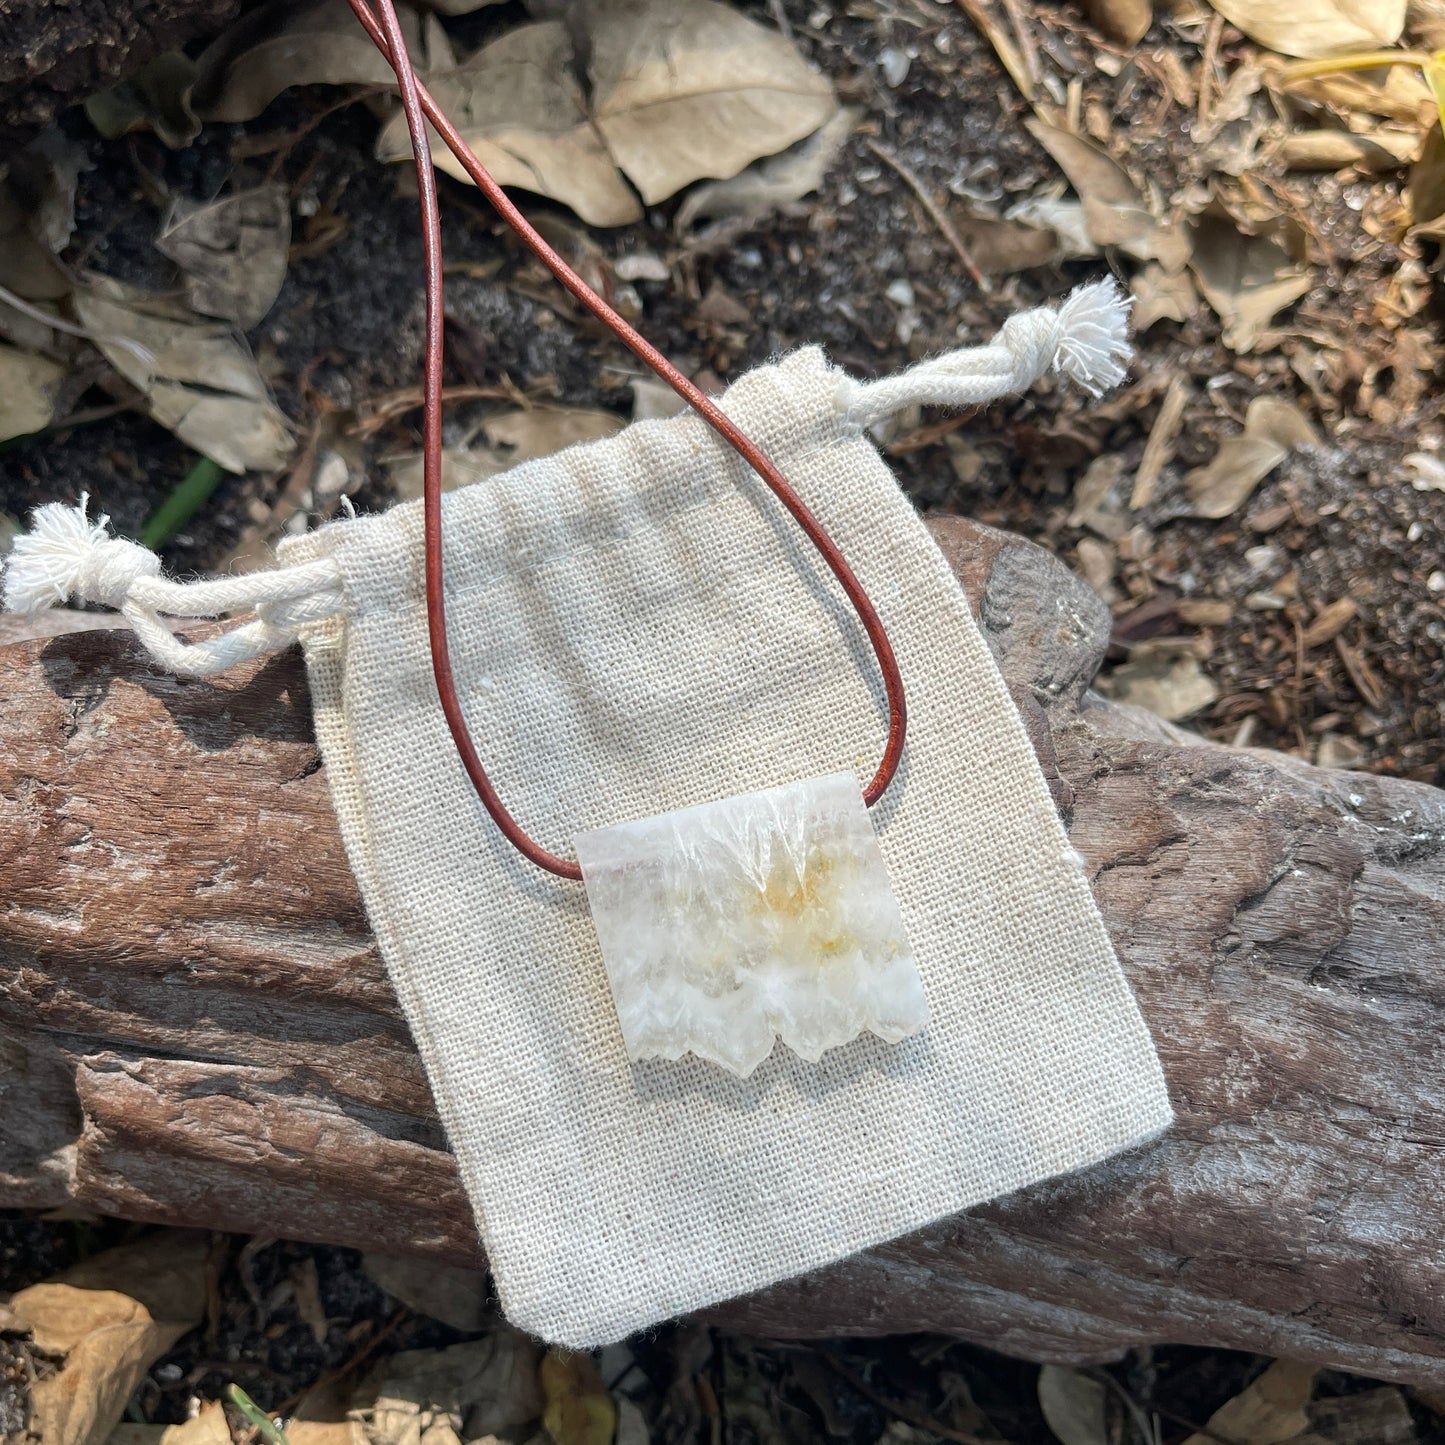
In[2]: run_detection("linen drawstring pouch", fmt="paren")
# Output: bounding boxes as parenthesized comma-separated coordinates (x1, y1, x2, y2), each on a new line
(5, 281, 1173, 1347)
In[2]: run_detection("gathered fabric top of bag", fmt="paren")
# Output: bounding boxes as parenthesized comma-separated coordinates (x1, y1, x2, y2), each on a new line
(3, 283, 1173, 1346)
(2, 280, 1127, 666)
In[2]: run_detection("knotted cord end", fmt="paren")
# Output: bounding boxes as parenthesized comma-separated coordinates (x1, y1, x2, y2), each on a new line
(2, 494, 160, 614)
(835, 277, 1133, 428)
(2, 493, 346, 676)
(1051, 278, 1131, 397)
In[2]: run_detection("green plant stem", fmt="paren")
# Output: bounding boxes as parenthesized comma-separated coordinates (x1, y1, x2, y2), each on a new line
(225, 1383, 291, 1445)
(142, 455, 226, 550)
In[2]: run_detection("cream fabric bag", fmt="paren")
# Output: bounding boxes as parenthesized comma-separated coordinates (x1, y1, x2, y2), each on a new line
(4, 284, 1172, 1346)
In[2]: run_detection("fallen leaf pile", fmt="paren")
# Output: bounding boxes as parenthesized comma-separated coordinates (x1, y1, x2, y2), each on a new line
(3, 1228, 1443, 1445)
(185, 0, 842, 227)
(0, 0, 843, 533)
(942, 0, 1444, 761)
(0, 152, 294, 472)
(4, 1234, 208, 1445)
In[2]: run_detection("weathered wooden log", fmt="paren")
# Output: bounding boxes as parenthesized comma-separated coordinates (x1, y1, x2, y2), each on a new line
(2, 517, 1443, 1385)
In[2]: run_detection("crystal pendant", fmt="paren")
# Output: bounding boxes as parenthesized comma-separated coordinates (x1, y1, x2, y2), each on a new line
(575, 773, 927, 1077)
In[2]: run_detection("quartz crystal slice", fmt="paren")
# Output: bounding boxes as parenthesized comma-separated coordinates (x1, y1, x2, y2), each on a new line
(575, 773, 928, 1077)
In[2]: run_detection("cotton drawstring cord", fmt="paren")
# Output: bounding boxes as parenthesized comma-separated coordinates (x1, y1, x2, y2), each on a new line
(834, 279, 1131, 428)
(0, 294, 1130, 681)
(0, 494, 345, 676)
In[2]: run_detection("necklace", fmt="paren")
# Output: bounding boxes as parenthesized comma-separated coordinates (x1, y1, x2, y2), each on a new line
(346, 0, 907, 882)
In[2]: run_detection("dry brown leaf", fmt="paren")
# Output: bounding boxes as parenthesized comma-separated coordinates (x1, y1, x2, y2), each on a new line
(352, 1335, 542, 1445)
(0, 344, 66, 441)
(74, 274, 294, 474)
(388, 447, 506, 500)
(586, 0, 837, 206)
(85, 51, 200, 148)
(0, 184, 70, 303)
(675, 105, 857, 229)
(1185, 435, 1289, 517)
(195, 0, 437, 124)
(287, 1425, 369, 1445)
(616, 1399, 650, 1445)
(1074, 537, 1117, 598)
(156, 181, 291, 329)
(1185, 394, 1317, 517)
(1038, 1365, 1109, 1445)
(10, 129, 90, 256)
(1301, 597, 1357, 648)
(540, 1350, 616, 1445)
(1130, 373, 1190, 507)
(1408, 122, 1445, 227)
(482, 407, 624, 459)
(12, 1234, 208, 1445)
(1179, 599, 1233, 625)
(950, 210, 1063, 275)
(1271, 60, 1433, 123)
(1206, 0, 1405, 58)
(361, 1254, 490, 1333)
(1004, 194, 1097, 256)
(376, 23, 643, 227)
(290, 1257, 329, 1347)
(1069, 454, 1129, 540)
(1195, 64, 1273, 174)
(1246, 394, 1320, 448)
(1082, 0, 1152, 45)
(1181, 1358, 1317, 1445)
(1131, 263, 1197, 329)
(1187, 213, 1310, 352)
(109, 1400, 233, 1445)
(1099, 655, 1219, 720)
(1306, 1386, 1415, 1443)
(379, 0, 836, 225)
(1276, 126, 1421, 170)
(1024, 120, 1189, 267)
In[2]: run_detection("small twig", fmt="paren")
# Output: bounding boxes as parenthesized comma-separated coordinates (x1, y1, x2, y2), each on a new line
(1088, 1368, 1159, 1445)
(0, 281, 156, 372)
(33, 394, 145, 437)
(866, 140, 990, 292)
(765, 0, 794, 40)
(274, 1306, 410, 1417)
(1197, 10, 1224, 136)
(262, 88, 387, 182)
(997, 0, 1042, 99)
(954, 0, 1058, 124)
(352, 383, 511, 435)
(885, 407, 982, 455)
(819, 1351, 1011, 1445)
(1130, 375, 1188, 510)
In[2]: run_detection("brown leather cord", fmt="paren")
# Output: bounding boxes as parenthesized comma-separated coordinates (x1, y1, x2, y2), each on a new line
(348, 0, 907, 880)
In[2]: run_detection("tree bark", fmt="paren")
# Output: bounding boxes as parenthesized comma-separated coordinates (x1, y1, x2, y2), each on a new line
(2, 517, 1443, 1385)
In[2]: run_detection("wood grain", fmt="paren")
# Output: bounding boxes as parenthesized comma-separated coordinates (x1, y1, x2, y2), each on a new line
(2, 517, 1442, 1383)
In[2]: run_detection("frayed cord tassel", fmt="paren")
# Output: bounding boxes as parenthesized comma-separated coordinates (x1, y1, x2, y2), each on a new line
(835, 278, 1132, 427)
(2, 494, 344, 675)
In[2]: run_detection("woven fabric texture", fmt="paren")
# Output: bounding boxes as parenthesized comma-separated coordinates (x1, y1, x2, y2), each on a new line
(279, 346, 1172, 1346)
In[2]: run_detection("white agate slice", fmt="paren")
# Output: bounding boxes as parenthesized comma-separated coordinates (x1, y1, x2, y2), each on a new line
(575, 773, 928, 1077)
